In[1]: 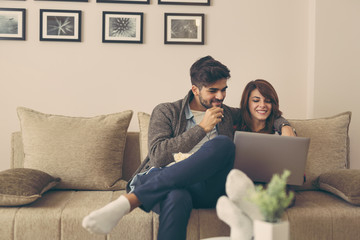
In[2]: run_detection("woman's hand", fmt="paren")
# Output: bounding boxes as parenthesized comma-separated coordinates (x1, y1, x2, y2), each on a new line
(281, 126, 296, 136)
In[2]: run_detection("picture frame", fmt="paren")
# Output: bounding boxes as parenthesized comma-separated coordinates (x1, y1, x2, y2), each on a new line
(159, 0, 209, 5)
(102, 11, 143, 44)
(164, 13, 204, 45)
(97, 0, 149, 4)
(40, 9, 81, 42)
(36, 0, 88, 2)
(0, 8, 26, 40)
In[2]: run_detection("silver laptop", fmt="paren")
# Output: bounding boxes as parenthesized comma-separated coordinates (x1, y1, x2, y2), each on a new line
(233, 131, 310, 186)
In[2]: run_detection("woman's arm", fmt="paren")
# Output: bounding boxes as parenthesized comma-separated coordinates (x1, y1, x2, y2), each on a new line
(280, 125, 297, 137)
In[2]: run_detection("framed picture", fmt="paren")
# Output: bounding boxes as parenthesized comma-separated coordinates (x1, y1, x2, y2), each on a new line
(164, 13, 204, 45)
(0, 8, 26, 40)
(159, 0, 209, 5)
(40, 9, 81, 42)
(36, 0, 88, 2)
(102, 11, 143, 43)
(97, 0, 149, 4)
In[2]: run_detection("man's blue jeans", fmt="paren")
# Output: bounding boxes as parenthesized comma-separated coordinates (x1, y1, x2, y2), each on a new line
(133, 135, 235, 240)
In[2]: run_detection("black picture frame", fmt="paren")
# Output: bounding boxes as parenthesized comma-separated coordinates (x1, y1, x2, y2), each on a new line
(97, 0, 149, 4)
(36, 0, 88, 2)
(102, 11, 143, 44)
(164, 13, 204, 45)
(40, 9, 82, 42)
(159, 0, 209, 5)
(0, 8, 26, 40)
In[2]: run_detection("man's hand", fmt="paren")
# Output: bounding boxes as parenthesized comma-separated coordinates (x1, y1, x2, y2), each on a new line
(199, 107, 224, 133)
(281, 126, 296, 137)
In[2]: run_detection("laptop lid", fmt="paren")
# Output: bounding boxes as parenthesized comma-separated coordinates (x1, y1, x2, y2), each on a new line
(233, 131, 310, 186)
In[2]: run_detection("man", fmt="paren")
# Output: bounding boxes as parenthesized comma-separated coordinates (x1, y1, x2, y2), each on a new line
(82, 56, 294, 240)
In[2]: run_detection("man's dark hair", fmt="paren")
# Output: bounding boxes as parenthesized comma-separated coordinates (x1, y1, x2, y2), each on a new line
(190, 56, 231, 89)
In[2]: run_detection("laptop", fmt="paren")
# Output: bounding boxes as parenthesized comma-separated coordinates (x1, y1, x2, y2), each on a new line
(233, 131, 310, 186)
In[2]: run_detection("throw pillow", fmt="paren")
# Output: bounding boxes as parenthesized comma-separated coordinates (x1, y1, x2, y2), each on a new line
(314, 169, 360, 205)
(288, 111, 351, 190)
(137, 112, 150, 162)
(17, 107, 133, 190)
(0, 168, 60, 206)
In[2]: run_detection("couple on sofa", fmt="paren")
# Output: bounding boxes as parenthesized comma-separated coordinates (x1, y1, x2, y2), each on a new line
(82, 55, 296, 240)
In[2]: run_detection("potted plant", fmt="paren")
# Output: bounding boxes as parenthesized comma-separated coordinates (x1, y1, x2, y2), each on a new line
(249, 170, 294, 240)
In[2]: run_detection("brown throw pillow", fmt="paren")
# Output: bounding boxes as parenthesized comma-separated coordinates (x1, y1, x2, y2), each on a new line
(314, 169, 360, 205)
(17, 107, 133, 190)
(0, 168, 60, 206)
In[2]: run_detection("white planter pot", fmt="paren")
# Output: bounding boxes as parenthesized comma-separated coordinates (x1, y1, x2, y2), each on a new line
(253, 219, 289, 240)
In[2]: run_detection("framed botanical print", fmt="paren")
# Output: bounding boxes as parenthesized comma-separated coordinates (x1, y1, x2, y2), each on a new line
(40, 9, 82, 42)
(102, 11, 143, 43)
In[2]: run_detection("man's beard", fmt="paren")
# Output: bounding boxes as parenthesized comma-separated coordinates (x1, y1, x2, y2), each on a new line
(199, 94, 223, 109)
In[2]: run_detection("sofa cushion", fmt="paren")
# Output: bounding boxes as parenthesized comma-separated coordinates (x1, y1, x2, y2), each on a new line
(17, 107, 133, 190)
(288, 111, 351, 190)
(284, 190, 360, 240)
(0, 190, 154, 240)
(138, 112, 150, 162)
(0, 168, 60, 206)
(314, 169, 360, 205)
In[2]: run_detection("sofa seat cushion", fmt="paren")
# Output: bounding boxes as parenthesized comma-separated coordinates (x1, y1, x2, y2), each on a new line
(153, 208, 230, 240)
(0, 189, 229, 240)
(284, 191, 360, 240)
(0, 190, 153, 240)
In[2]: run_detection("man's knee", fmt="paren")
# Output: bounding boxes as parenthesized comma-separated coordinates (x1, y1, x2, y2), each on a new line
(212, 135, 235, 154)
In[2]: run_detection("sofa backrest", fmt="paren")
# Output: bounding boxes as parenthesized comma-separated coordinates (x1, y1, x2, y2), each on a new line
(10, 111, 351, 190)
(11, 131, 141, 182)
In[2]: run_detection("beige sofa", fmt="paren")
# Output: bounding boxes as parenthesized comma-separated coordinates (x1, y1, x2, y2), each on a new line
(1, 109, 360, 240)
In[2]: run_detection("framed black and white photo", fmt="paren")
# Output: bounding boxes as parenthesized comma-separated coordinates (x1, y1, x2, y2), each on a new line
(0, 8, 26, 40)
(36, 0, 88, 2)
(159, 0, 209, 5)
(164, 13, 204, 45)
(40, 9, 81, 42)
(97, 0, 149, 4)
(102, 11, 143, 43)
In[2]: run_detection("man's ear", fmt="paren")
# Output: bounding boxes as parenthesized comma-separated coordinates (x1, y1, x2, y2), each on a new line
(192, 85, 200, 96)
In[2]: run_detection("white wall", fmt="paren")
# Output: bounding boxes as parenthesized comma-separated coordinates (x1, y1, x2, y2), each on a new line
(314, 0, 360, 168)
(0, 0, 322, 171)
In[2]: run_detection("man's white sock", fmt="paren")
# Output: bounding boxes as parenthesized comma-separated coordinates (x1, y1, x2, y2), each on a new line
(82, 195, 130, 234)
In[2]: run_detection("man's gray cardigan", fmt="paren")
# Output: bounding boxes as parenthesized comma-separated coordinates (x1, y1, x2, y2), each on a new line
(130, 91, 288, 179)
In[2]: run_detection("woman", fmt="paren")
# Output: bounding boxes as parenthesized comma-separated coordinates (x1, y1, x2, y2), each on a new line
(237, 79, 297, 207)
(237, 79, 296, 136)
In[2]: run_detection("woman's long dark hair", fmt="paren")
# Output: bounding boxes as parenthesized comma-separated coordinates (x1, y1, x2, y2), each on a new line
(237, 79, 282, 133)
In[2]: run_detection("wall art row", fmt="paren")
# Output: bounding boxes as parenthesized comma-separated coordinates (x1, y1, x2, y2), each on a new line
(0, 8, 205, 45)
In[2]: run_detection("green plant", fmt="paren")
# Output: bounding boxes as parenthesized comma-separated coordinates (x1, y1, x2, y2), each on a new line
(249, 170, 294, 223)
